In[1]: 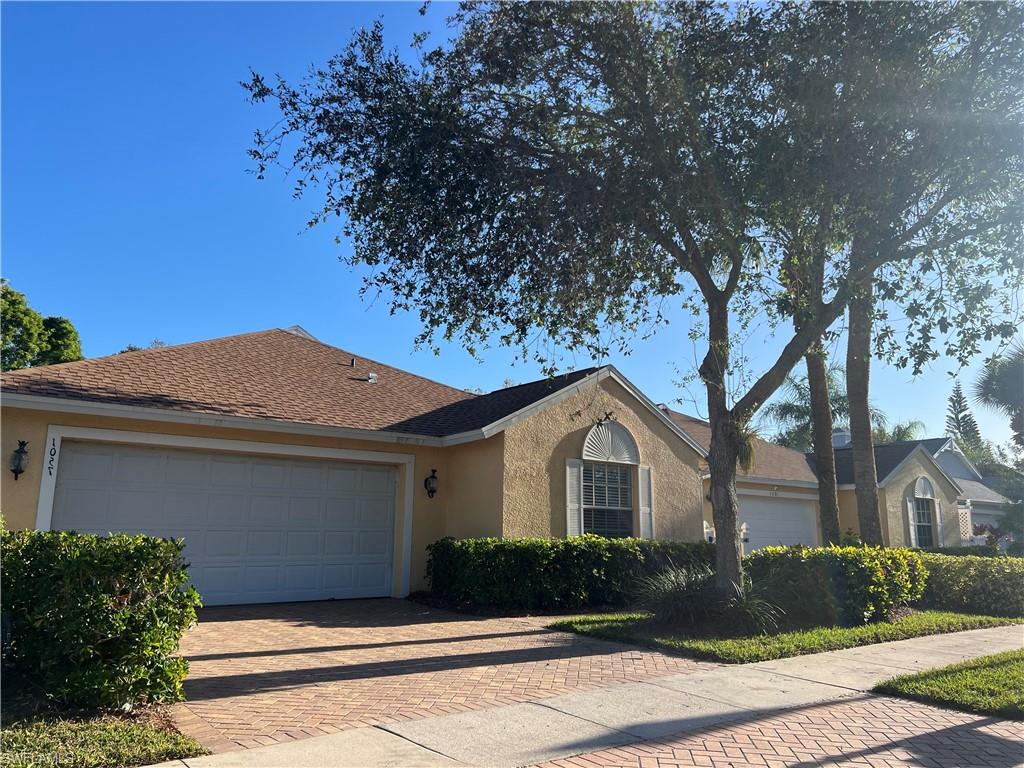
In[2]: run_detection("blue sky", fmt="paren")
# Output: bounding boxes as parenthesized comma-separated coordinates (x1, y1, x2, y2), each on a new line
(2, 2, 1014, 447)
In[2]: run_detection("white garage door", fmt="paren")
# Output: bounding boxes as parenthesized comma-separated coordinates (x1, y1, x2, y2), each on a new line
(51, 441, 396, 605)
(739, 495, 819, 553)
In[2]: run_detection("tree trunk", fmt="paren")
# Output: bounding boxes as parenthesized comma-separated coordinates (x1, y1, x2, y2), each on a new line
(846, 280, 883, 545)
(700, 299, 744, 593)
(806, 346, 841, 544)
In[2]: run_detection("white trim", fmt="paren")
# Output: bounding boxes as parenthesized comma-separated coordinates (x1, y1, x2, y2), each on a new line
(879, 444, 962, 495)
(34, 425, 417, 598)
(439, 367, 708, 458)
(701, 472, 820, 490)
(737, 488, 818, 501)
(5, 393, 440, 446)
(638, 465, 653, 539)
(935, 438, 984, 480)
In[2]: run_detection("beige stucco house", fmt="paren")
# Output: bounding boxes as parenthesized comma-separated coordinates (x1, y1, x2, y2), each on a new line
(0, 327, 968, 606)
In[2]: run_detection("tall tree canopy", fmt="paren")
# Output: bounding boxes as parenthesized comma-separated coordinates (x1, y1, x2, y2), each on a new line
(1, 280, 83, 371)
(946, 381, 983, 452)
(973, 341, 1024, 452)
(248, 1, 1023, 588)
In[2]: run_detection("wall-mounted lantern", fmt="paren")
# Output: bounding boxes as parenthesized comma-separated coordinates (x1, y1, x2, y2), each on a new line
(9, 441, 28, 480)
(703, 520, 715, 544)
(424, 468, 439, 499)
(740, 522, 750, 544)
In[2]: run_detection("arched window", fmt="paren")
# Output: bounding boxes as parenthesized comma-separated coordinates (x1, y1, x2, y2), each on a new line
(568, 421, 650, 539)
(911, 476, 936, 547)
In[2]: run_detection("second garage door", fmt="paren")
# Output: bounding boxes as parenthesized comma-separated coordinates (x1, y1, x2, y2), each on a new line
(739, 495, 819, 553)
(51, 441, 396, 605)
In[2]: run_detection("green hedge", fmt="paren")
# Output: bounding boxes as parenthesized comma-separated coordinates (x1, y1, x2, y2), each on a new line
(1, 530, 201, 709)
(745, 545, 927, 626)
(426, 535, 714, 611)
(916, 552, 1024, 617)
(919, 545, 1005, 557)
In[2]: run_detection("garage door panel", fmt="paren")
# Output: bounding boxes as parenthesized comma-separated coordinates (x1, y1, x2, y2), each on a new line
(51, 442, 396, 605)
(739, 495, 819, 552)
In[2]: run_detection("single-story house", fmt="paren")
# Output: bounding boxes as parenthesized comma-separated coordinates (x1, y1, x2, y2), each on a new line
(928, 438, 1013, 533)
(0, 327, 971, 606)
(2, 327, 713, 605)
(829, 433, 964, 548)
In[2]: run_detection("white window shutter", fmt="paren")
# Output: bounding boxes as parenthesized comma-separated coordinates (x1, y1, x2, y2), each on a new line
(907, 498, 918, 547)
(935, 499, 944, 547)
(638, 465, 654, 539)
(566, 458, 584, 537)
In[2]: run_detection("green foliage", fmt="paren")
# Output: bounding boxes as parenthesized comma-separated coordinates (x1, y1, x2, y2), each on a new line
(872, 420, 926, 445)
(1, 280, 84, 371)
(551, 611, 1016, 664)
(426, 535, 714, 612)
(719, 581, 784, 636)
(919, 544, 1007, 557)
(635, 565, 717, 627)
(0, 710, 206, 768)
(745, 545, 927, 626)
(973, 341, 1024, 451)
(946, 382, 984, 453)
(917, 552, 1024, 617)
(0, 530, 201, 709)
(875, 649, 1024, 720)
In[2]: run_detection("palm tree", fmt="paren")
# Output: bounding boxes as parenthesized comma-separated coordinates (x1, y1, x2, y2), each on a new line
(873, 420, 926, 444)
(763, 364, 884, 451)
(973, 341, 1024, 450)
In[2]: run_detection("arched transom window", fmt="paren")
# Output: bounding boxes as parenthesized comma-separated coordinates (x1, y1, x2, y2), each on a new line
(568, 421, 652, 540)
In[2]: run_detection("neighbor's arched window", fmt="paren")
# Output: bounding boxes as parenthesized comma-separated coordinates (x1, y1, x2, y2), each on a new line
(911, 476, 937, 548)
(567, 421, 652, 540)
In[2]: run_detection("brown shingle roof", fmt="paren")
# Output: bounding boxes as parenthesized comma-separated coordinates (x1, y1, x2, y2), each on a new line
(662, 409, 818, 485)
(1, 328, 599, 438)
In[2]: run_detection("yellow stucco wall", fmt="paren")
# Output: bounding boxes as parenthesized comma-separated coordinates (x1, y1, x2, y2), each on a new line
(837, 452, 959, 547)
(444, 434, 504, 539)
(0, 407, 450, 591)
(501, 378, 705, 540)
(881, 451, 960, 547)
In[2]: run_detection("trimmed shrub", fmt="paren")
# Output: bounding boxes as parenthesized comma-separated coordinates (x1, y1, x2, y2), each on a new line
(919, 545, 1003, 557)
(1, 530, 201, 709)
(916, 552, 1024, 617)
(745, 545, 926, 626)
(426, 535, 715, 611)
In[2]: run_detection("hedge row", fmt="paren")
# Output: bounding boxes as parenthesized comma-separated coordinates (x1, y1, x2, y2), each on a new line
(426, 535, 714, 611)
(745, 545, 927, 626)
(1, 530, 201, 709)
(916, 552, 1024, 617)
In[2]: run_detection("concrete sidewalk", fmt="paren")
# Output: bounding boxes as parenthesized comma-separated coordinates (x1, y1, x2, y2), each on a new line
(153, 625, 1022, 768)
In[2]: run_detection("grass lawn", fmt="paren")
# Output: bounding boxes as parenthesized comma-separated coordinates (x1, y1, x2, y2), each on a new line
(875, 649, 1024, 720)
(549, 610, 1018, 664)
(0, 705, 206, 768)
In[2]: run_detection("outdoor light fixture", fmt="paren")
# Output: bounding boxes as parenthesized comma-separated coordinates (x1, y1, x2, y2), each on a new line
(9, 441, 28, 481)
(740, 522, 750, 544)
(424, 468, 439, 498)
(703, 520, 716, 544)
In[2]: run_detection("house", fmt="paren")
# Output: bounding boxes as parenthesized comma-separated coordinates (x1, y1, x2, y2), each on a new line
(1, 327, 712, 605)
(0, 326, 976, 607)
(829, 433, 963, 548)
(928, 438, 1013, 533)
(658, 409, 822, 552)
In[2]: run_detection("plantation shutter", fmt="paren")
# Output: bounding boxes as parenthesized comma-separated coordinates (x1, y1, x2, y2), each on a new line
(906, 498, 918, 547)
(935, 499, 944, 547)
(638, 465, 654, 539)
(566, 458, 584, 537)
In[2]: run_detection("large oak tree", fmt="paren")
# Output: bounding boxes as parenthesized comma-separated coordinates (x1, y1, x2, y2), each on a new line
(248, 2, 1021, 588)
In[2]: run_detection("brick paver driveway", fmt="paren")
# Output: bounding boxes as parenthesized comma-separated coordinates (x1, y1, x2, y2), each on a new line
(536, 696, 1023, 768)
(171, 599, 706, 752)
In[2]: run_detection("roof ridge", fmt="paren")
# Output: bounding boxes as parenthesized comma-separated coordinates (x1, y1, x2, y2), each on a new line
(276, 330, 477, 400)
(483, 366, 601, 396)
(1, 328, 282, 375)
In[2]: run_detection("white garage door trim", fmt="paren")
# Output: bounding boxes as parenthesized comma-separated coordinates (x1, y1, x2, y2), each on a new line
(35, 425, 416, 597)
(738, 491, 820, 553)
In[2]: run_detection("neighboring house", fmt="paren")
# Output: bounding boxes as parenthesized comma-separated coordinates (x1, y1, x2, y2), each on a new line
(829, 432, 962, 548)
(930, 438, 1013, 533)
(1, 327, 711, 605)
(658, 409, 821, 552)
